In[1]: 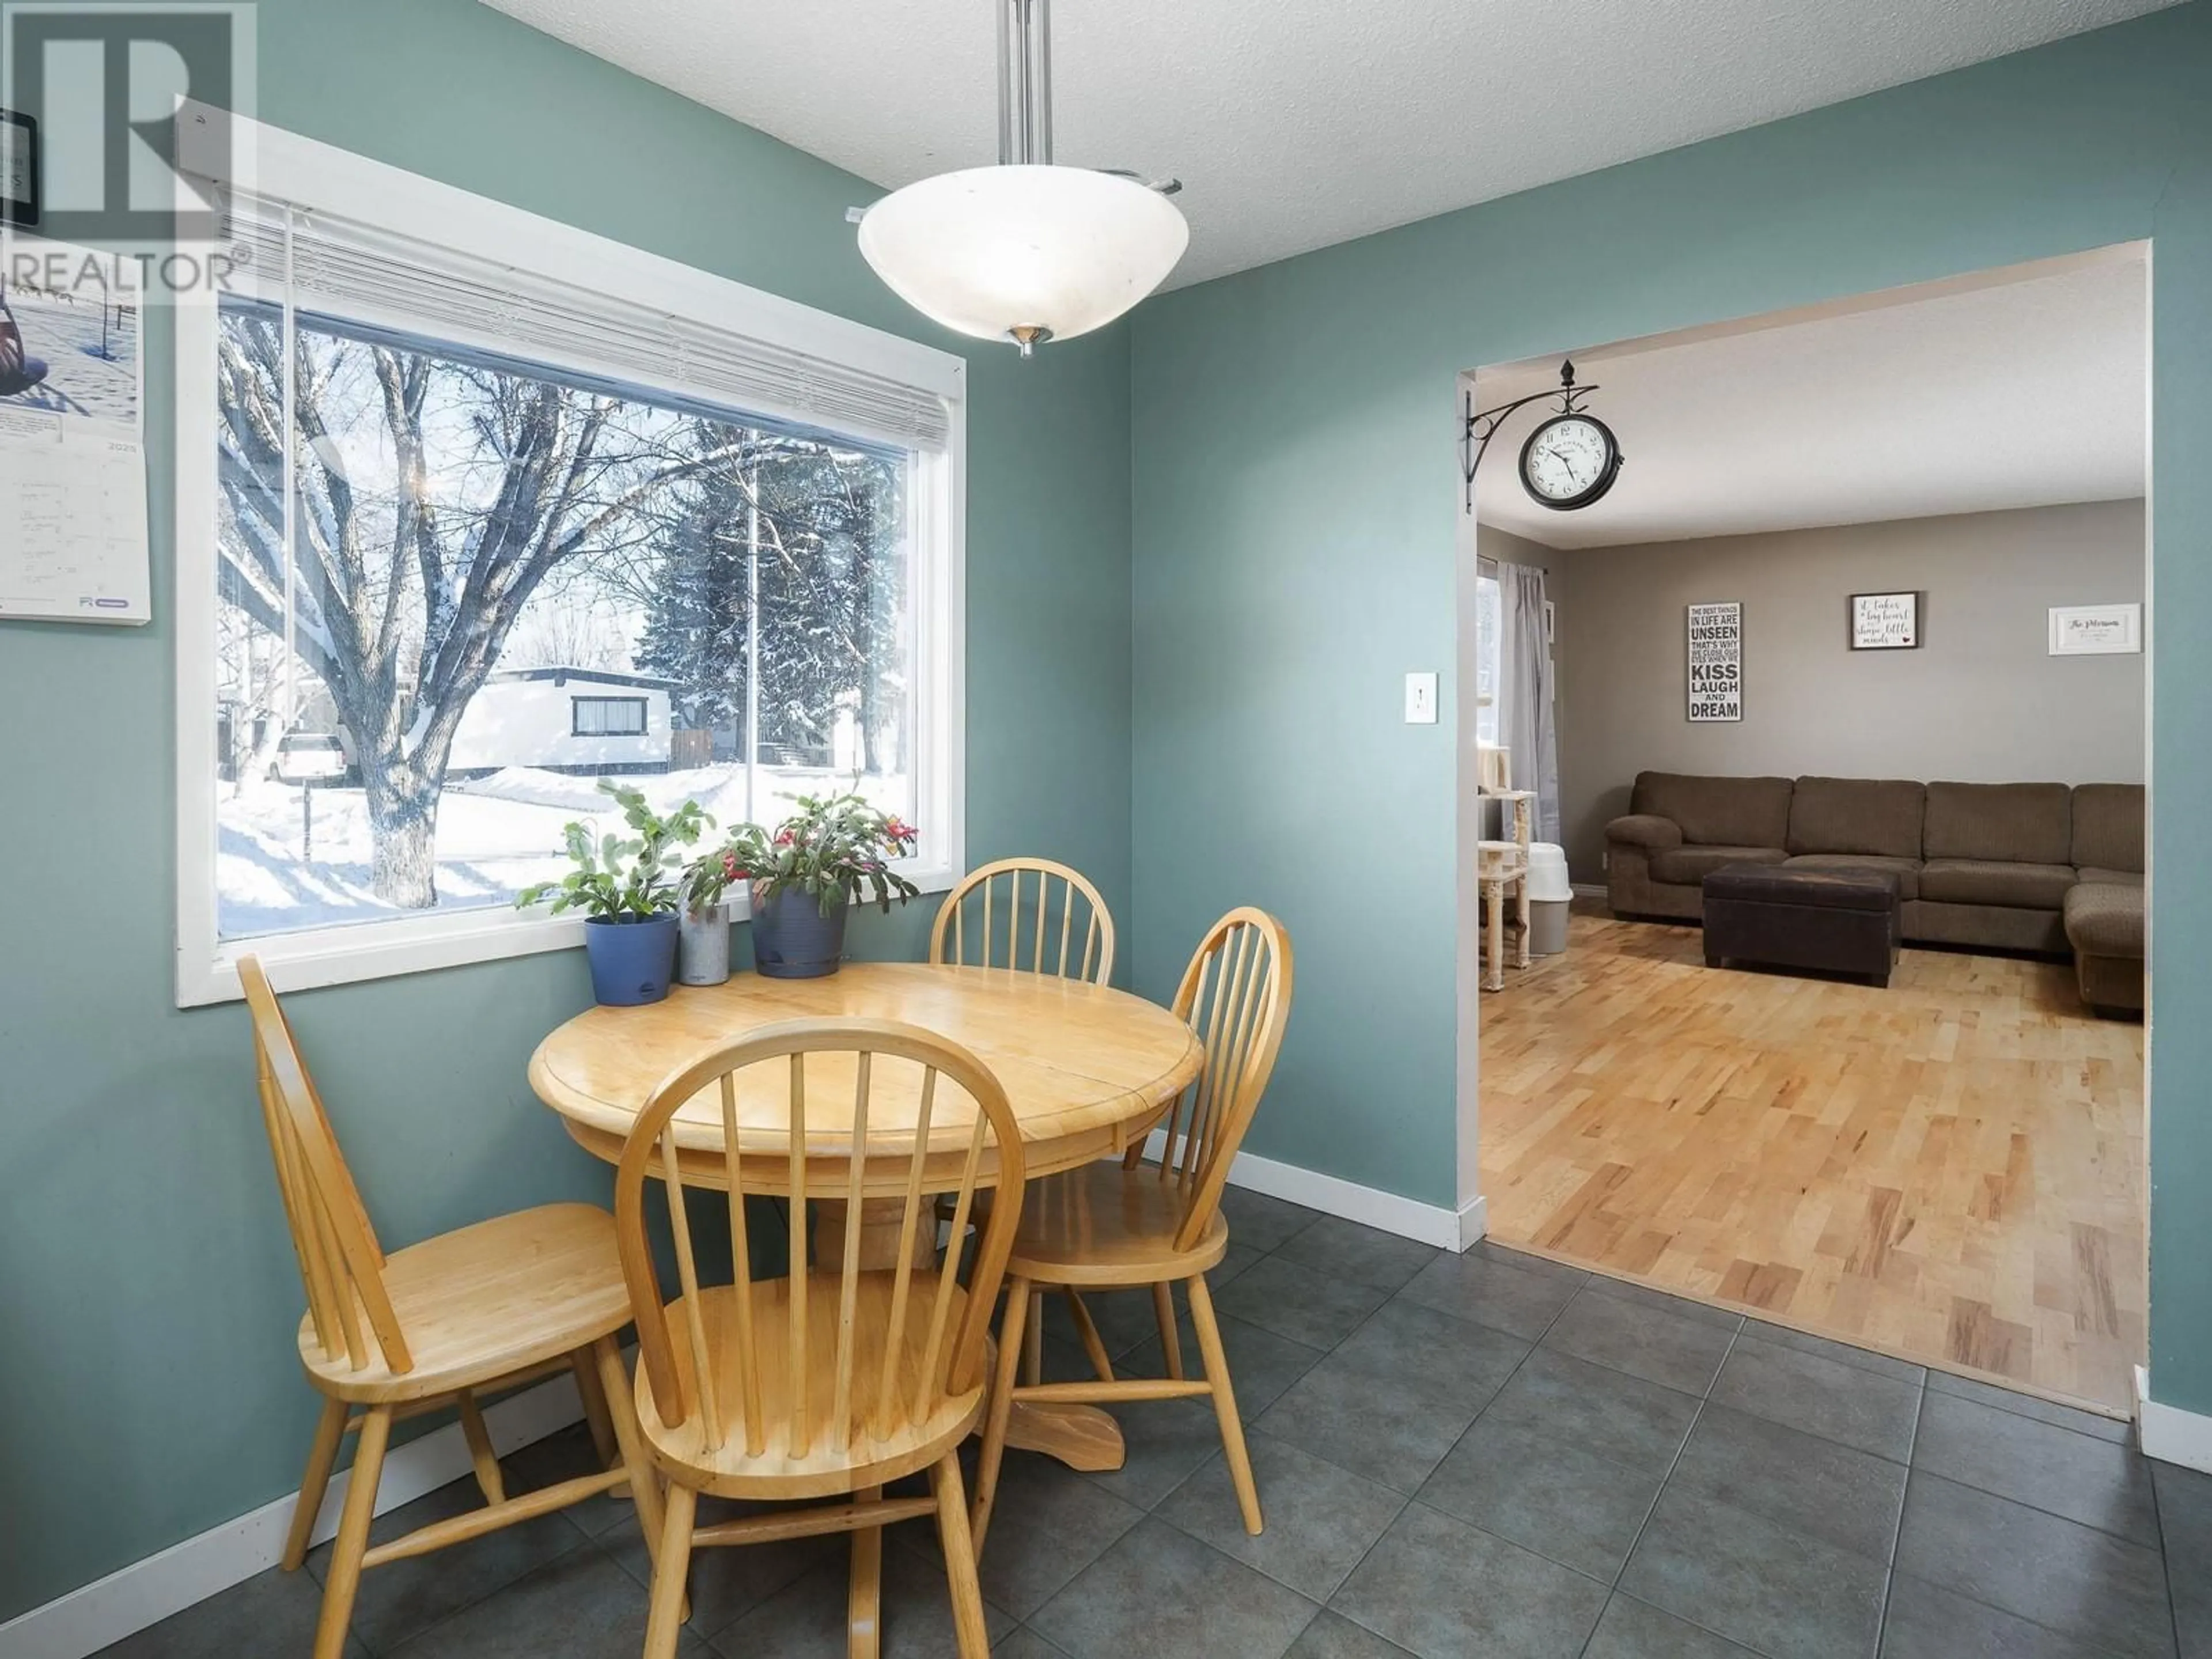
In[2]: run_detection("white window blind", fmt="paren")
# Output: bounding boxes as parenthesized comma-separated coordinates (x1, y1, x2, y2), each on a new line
(210, 187, 952, 453)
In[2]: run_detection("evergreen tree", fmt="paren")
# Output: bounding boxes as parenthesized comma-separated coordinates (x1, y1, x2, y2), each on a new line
(635, 476, 752, 738)
(637, 427, 907, 771)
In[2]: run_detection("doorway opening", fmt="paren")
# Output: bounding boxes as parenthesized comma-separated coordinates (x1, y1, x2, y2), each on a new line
(1458, 244, 2151, 1412)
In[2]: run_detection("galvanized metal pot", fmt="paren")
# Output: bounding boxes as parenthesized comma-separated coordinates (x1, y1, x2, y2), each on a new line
(677, 903, 732, 986)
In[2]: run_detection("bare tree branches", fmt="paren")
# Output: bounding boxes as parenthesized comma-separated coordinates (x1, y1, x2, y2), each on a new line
(210, 302, 910, 908)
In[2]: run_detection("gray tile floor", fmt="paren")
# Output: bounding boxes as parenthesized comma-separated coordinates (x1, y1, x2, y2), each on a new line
(100, 1191, 2210, 1658)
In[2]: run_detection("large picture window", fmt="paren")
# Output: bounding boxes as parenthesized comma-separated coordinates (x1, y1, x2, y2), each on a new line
(176, 118, 964, 1002)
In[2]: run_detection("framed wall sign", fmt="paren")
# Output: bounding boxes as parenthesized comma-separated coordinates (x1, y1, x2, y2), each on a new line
(2049, 603, 2142, 655)
(1, 109, 36, 228)
(1686, 600, 1742, 722)
(1850, 590, 1919, 650)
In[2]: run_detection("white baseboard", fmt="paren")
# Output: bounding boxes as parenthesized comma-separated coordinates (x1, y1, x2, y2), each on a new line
(2136, 1365, 2212, 1472)
(1143, 1129, 1476, 1252)
(0, 1373, 588, 1659)
(1455, 1195, 1489, 1251)
(1570, 882, 1607, 902)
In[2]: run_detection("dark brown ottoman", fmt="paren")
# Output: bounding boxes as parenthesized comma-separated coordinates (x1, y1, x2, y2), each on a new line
(1702, 865, 1901, 988)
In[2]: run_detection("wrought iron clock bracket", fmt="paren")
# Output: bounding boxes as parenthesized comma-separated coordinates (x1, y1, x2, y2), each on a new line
(1462, 359, 1601, 513)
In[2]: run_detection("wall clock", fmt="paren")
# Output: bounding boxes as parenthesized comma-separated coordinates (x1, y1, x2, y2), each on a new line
(1518, 410, 1623, 511)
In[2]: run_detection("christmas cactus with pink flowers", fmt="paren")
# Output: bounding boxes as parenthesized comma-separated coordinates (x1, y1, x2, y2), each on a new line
(706, 790, 921, 916)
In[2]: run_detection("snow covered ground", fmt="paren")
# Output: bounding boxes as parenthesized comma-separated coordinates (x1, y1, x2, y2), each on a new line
(0, 289, 139, 426)
(217, 764, 909, 939)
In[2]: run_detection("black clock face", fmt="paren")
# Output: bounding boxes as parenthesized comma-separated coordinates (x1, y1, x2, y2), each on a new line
(1520, 412, 1622, 510)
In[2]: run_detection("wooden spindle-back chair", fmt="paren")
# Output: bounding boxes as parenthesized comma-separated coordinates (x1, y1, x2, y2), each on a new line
(240, 956, 664, 1659)
(613, 1017, 1028, 1659)
(969, 908, 1293, 1549)
(929, 857, 1116, 984)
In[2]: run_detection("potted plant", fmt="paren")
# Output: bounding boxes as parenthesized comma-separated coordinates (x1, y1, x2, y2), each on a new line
(516, 780, 710, 1006)
(675, 846, 745, 987)
(722, 791, 921, 979)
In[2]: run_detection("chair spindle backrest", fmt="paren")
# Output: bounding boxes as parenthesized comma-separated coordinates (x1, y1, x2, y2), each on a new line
(1133, 910, 1294, 1255)
(238, 955, 409, 1374)
(930, 858, 1115, 984)
(613, 1018, 1027, 1463)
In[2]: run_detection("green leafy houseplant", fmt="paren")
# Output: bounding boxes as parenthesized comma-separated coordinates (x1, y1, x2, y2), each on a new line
(717, 791, 921, 980)
(516, 779, 713, 919)
(719, 791, 922, 915)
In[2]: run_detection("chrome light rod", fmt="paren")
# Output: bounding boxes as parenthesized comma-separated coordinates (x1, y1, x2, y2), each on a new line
(999, 0, 1052, 165)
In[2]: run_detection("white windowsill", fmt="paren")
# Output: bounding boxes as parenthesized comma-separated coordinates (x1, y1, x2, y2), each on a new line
(180, 861, 958, 1006)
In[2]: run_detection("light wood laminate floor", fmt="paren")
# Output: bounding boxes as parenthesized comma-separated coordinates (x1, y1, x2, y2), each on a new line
(1480, 911, 2146, 1411)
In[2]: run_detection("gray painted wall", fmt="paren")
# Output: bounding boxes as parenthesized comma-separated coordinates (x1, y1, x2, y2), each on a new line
(1543, 501, 2145, 878)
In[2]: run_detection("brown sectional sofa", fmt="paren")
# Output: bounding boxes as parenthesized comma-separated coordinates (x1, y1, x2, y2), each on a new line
(1605, 772, 2143, 1014)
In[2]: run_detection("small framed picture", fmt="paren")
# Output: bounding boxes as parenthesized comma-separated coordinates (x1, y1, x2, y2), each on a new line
(1850, 591, 1919, 650)
(2049, 603, 2142, 655)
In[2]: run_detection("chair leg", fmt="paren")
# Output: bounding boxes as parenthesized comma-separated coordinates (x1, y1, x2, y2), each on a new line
(932, 1453, 991, 1659)
(1187, 1274, 1262, 1535)
(571, 1349, 620, 1474)
(282, 1397, 348, 1572)
(1021, 1288, 1044, 1386)
(1152, 1282, 1184, 1381)
(593, 1336, 666, 1578)
(642, 1481, 696, 1659)
(1063, 1288, 1115, 1382)
(312, 1404, 389, 1659)
(850, 1485, 884, 1659)
(971, 1274, 1030, 1554)
(458, 1391, 506, 1505)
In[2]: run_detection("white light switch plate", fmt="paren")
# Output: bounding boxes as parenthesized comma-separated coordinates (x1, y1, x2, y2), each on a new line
(1404, 671, 1438, 724)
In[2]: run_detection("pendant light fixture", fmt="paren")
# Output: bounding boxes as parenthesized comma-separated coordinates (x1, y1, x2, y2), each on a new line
(854, 0, 1188, 357)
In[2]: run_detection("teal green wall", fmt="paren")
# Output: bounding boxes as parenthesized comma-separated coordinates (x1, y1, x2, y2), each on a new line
(0, 0, 1131, 1620)
(13, 0, 2212, 1626)
(1130, 5, 2212, 1397)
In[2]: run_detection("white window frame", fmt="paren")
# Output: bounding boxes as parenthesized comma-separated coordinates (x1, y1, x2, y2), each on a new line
(173, 112, 966, 1006)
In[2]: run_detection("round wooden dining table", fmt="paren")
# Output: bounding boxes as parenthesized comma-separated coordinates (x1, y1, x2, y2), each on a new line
(527, 960, 1205, 1479)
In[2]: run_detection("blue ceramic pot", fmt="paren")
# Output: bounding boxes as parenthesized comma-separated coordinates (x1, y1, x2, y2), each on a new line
(583, 912, 679, 1005)
(750, 882, 849, 979)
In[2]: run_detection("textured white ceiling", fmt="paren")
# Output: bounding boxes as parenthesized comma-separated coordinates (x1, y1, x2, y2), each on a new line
(477, 0, 2183, 289)
(1471, 248, 2148, 549)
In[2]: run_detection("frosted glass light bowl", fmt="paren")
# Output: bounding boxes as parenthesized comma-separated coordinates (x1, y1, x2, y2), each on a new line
(858, 165, 1189, 349)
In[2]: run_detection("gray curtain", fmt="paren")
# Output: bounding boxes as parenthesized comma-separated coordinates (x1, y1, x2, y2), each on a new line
(1498, 560, 1561, 844)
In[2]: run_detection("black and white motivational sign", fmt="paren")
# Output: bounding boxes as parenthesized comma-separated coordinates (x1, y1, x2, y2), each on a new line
(1686, 601, 1743, 723)
(1850, 591, 1919, 650)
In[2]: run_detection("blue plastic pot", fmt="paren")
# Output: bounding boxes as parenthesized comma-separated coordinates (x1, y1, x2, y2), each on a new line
(750, 883, 849, 979)
(582, 912, 679, 1005)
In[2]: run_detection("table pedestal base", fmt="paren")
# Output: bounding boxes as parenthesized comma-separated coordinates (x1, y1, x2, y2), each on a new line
(815, 1199, 1128, 1652)
(813, 1200, 1130, 1469)
(1003, 1400, 1124, 1471)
